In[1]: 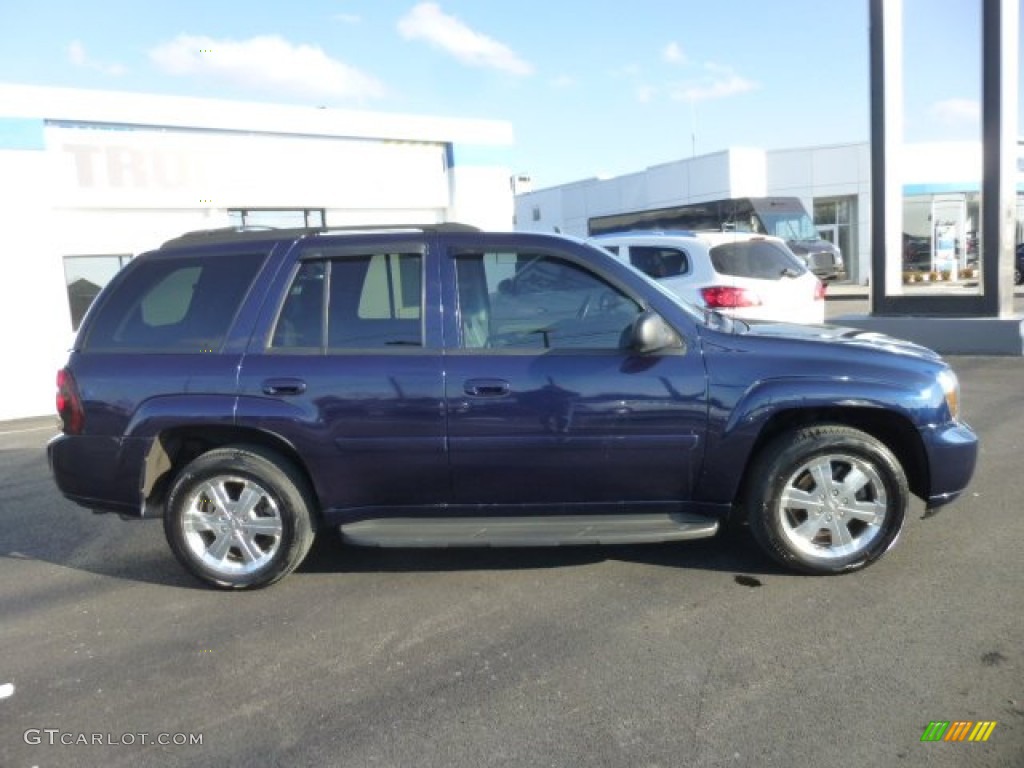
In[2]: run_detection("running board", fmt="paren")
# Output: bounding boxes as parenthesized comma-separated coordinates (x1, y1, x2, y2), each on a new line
(339, 513, 720, 548)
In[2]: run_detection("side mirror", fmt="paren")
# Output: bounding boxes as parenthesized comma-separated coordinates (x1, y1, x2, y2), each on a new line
(630, 311, 683, 354)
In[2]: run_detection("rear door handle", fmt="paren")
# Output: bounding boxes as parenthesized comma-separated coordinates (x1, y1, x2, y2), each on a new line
(464, 378, 510, 397)
(262, 378, 307, 396)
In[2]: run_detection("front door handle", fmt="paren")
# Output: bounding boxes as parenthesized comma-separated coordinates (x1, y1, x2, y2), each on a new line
(262, 378, 307, 396)
(464, 378, 510, 397)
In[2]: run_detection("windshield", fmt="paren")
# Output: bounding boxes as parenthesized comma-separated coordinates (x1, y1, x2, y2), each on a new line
(755, 211, 820, 241)
(748, 199, 821, 241)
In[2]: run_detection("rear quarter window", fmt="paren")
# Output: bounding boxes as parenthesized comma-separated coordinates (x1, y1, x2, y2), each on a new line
(710, 240, 807, 280)
(82, 251, 266, 352)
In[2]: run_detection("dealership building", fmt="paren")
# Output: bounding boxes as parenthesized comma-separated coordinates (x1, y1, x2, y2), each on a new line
(514, 140, 1020, 286)
(0, 83, 515, 421)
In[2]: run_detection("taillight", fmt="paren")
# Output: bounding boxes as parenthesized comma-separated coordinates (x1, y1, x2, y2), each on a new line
(56, 368, 85, 434)
(814, 280, 827, 301)
(700, 285, 762, 309)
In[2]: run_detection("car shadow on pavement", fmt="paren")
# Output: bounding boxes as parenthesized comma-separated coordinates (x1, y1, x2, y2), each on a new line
(6, 494, 788, 590)
(1, 545, 204, 590)
(296, 525, 791, 580)
(3, 531, 787, 593)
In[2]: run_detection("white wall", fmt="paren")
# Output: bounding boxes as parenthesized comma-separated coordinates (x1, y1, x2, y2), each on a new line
(901, 142, 982, 186)
(726, 148, 768, 198)
(449, 166, 514, 230)
(0, 149, 69, 421)
(766, 143, 868, 200)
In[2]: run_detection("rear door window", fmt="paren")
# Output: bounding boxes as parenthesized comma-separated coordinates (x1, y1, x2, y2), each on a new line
(330, 253, 422, 348)
(270, 252, 423, 351)
(628, 246, 689, 278)
(83, 251, 266, 352)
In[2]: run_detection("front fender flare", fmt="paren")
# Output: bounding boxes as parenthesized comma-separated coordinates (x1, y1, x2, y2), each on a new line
(699, 376, 935, 506)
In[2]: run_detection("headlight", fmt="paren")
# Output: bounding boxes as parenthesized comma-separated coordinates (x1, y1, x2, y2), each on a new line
(937, 369, 960, 421)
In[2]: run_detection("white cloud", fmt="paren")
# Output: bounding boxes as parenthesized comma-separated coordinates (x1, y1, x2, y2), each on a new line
(662, 42, 686, 64)
(68, 40, 126, 76)
(149, 34, 386, 101)
(930, 98, 980, 125)
(635, 84, 657, 104)
(397, 2, 533, 76)
(68, 40, 87, 65)
(549, 74, 575, 90)
(669, 63, 757, 103)
(334, 13, 361, 24)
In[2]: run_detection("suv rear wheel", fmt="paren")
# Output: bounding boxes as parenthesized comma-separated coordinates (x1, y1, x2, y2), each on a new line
(163, 445, 317, 589)
(746, 425, 909, 574)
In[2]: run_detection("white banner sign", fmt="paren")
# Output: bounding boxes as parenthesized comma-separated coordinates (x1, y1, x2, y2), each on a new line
(47, 125, 450, 210)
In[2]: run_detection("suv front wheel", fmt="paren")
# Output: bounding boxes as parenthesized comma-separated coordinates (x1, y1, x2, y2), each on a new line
(746, 425, 909, 574)
(164, 445, 317, 589)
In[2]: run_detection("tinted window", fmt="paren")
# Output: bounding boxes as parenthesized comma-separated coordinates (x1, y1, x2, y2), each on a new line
(271, 253, 423, 351)
(84, 251, 265, 352)
(628, 246, 689, 278)
(329, 253, 422, 348)
(455, 251, 640, 350)
(141, 267, 200, 325)
(354, 253, 421, 321)
(710, 241, 807, 280)
(272, 262, 325, 349)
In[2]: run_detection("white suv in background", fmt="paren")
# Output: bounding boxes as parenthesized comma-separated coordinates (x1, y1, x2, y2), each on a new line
(590, 230, 826, 325)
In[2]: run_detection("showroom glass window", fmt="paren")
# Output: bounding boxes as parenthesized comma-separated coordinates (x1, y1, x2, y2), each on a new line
(63, 254, 132, 331)
(228, 209, 326, 229)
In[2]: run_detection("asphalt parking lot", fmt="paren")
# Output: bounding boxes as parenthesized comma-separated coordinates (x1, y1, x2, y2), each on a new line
(1, 355, 1021, 768)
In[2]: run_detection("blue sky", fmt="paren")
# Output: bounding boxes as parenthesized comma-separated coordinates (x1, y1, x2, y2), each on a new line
(0, 0, 1008, 188)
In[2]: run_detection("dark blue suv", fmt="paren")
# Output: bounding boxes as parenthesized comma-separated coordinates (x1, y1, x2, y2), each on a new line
(48, 225, 978, 589)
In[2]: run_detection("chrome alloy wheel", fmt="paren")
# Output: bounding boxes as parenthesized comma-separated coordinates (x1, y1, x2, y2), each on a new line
(181, 475, 284, 577)
(775, 453, 888, 561)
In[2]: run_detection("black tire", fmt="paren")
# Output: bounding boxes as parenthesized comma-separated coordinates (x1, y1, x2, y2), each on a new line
(163, 445, 317, 589)
(746, 425, 909, 574)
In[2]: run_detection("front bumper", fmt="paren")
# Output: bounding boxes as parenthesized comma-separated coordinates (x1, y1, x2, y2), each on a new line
(922, 421, 978, 509)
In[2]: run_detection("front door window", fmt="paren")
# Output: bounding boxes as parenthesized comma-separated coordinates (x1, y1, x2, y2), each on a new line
(454, 250, 641, 351)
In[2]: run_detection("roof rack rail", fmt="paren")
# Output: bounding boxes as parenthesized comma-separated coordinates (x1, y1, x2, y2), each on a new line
(160, 222, 481, 249)
(160, 226, 317, 249)
(320, 222, 481, 234)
